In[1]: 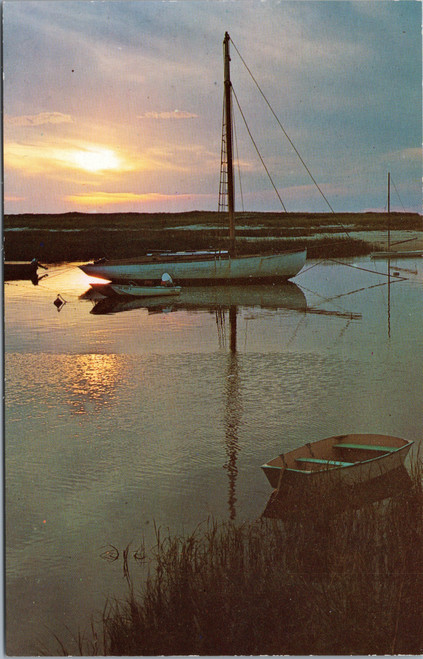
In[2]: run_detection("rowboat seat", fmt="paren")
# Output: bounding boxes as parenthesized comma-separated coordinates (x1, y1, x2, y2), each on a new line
(334, 443, 399, 452)
(295, 458, 354, 467)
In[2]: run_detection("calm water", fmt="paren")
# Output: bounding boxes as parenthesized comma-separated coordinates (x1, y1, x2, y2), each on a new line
(5, 257, 423, 655)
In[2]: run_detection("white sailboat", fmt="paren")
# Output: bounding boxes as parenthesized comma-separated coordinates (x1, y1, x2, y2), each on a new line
(80, 33, 307, 285)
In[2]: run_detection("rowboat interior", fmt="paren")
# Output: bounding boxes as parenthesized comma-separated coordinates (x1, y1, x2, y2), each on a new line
(263, 433, 412, 476)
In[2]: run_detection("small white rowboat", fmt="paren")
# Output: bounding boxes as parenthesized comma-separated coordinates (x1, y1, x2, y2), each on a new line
(262, 433, 413, 489)
(90, 282, 181, 298)
(111, 283, 181, 297)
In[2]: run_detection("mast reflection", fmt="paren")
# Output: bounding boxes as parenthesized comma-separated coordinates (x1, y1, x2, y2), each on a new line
(387, 257, 391, 339)
(223, 305, 241, 520)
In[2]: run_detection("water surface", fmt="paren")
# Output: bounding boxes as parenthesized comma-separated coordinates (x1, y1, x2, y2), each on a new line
(5, 256, 422, 654)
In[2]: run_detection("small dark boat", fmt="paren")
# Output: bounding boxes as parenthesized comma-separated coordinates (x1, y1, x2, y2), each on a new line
(4, 259, 47, 281)
(4, 260, 37, 280)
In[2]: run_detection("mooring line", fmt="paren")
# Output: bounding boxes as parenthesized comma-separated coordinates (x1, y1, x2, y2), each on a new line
(295, 261, 320, 276)
(297, 281, 361, 317)
(325, 259, 408, 280)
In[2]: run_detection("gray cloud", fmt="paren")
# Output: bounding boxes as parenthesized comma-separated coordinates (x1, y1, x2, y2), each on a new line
(138, 111, 198, 120)
(5, 112, 74, 127)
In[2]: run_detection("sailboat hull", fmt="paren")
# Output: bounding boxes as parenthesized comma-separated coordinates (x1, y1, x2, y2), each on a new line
(79, 249, 307, 284)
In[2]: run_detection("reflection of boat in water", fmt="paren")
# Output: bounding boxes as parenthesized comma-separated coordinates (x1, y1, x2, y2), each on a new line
(90, 282, 182, 298)
(262, 433, 413, 490)
(79, 33, 306, 285)
(89, 282, 307, 315)
(262, 464, 413, 520)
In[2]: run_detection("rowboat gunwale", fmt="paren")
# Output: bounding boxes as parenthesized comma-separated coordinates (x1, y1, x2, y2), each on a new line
(263, 445, 410, 474)
(109, 284, 182, 298)
(89, 282, 182, 298)
(261, 433, 413, 488)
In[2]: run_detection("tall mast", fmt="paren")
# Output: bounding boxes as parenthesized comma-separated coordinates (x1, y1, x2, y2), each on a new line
(224, 32, 235, 256)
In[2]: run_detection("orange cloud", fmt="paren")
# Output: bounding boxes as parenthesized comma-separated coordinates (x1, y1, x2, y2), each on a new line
(65, 192, 210, 206)
(4, 138, 200, 179)
(4, 195, 25, 201)
(4, 112, 74, 127)
(4, 141, 135, 176)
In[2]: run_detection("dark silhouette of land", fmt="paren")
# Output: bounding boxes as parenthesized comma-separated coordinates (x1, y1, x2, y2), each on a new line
(4, 211, 421, 262)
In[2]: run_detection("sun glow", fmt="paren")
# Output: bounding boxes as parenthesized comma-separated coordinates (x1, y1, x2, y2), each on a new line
(4, 141, 130, 175)
(65, 192, 192, 206)
(68, 147, 122, 172)
(86, 276, 112, 285)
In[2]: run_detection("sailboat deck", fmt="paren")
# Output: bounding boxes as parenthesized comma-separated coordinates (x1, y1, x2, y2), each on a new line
(92, 249, 306, 267)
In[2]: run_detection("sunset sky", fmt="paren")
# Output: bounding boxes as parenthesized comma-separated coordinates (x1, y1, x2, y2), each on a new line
(3, 0, 422, 215)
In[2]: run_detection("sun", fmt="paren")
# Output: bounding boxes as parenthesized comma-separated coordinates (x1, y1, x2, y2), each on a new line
(68, 147, 122, 172)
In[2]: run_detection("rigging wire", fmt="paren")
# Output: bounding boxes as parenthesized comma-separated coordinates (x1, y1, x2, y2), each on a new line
(296, 261, 320, 276)
(390, 175, 406, 212)
(388, 174, 421, 247)
(325, 258, 407, 280)
(39, 265, 76, 280)
(232, 86, 288, 212)
(233, 109, 245, 212)
(230, 36, 352, 239)
(230, 38, 335, 213)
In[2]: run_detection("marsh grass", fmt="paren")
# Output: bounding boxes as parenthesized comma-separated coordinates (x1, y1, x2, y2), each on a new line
(4, 228, 371, 262)
(51, 459, 423, 656)
(5, 210, 420, 261)
(5, 210, 421, 231)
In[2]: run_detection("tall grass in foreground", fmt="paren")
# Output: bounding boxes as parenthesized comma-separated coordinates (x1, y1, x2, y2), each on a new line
(56, 460, 423, 656)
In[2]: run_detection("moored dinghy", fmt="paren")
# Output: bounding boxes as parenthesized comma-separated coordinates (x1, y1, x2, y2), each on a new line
(262, 433, 413, 489)
(90, 272, 182, 298)
(4, 258, 48, 281)
(106, 283, 181, 298)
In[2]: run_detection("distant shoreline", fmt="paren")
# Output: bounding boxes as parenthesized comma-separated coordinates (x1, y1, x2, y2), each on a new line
(4, 211, 422, 263)
(4, 209, 421, 224)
